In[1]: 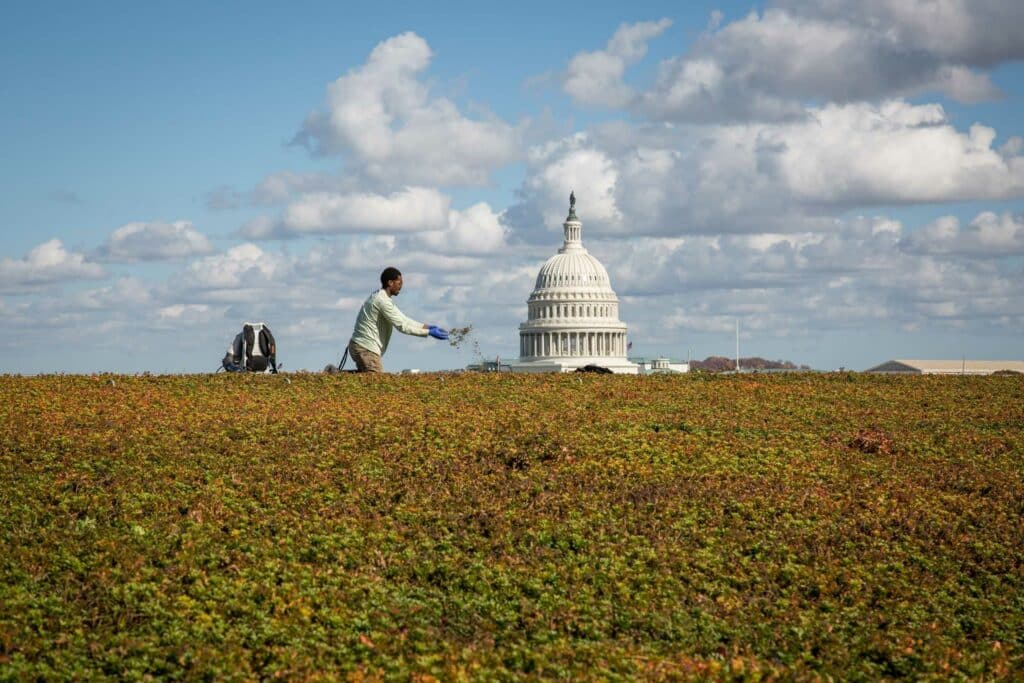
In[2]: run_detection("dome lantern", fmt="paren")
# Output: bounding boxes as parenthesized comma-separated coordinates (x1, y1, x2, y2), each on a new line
(562, 190, 582, 248)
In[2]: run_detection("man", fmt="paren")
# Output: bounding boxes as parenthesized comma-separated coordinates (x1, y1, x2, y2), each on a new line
(347, 267, 448, 373)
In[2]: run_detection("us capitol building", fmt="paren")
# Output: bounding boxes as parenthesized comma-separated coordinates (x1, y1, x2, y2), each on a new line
(512, 194, 638, 374)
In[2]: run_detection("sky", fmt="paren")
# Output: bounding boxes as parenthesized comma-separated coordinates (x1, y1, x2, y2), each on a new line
(2, 0, 1023, 373)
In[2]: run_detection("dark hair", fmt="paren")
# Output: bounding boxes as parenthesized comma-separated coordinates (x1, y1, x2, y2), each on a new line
(380, 267, 402, 288)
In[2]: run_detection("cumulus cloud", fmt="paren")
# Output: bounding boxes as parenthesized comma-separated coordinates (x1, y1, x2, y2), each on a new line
(294, 32, 520, 186)
(252, 171, 352, 205)
(418, 202, 507, 255)
(240, 187, 451, 239)
(781, 0, 1024, 67)
(157, 303, 213, 321)
(564, 19, 672, 107)
(65, 276, 154, 311)
(239, 186, 508, 259)
(762, 101, 1024, 204)
(0, 239, 106, 292)
(900, 211, 1024, 257)
(95, 221, 214, 262)
(637, 2, 1022, 123)
(504, 133, 626, 243)
(284, 188, 449, 235)
(504, 124, 807, 243)
(184, 243, 290, 292)
(174, 236, 403, 311)
(505, 102, 1024, 246)
(207, 172, 358, 211)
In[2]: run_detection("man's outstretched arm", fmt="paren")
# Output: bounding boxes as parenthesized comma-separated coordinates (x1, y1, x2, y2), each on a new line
(378, 295, 430, 336)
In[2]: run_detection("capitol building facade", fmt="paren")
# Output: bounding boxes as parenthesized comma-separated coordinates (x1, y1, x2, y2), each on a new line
(512, 195, 638, 374)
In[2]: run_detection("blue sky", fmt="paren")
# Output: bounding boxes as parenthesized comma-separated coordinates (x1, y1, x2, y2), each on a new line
(2, 1, 1023, 373)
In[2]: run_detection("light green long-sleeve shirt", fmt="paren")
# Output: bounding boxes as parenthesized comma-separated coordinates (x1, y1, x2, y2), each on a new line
(350, 288, 428, 356)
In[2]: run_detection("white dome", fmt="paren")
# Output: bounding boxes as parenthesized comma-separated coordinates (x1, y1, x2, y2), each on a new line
(533, 250, 612, 292)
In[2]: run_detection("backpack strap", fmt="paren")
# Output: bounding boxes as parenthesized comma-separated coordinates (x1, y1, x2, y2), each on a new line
(243, 324, 255, 358)
(337, 340, 351, 370)
(260, 325, 277, 373)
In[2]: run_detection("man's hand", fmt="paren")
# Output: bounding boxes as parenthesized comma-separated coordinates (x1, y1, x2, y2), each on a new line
(428, 325, 449, 340)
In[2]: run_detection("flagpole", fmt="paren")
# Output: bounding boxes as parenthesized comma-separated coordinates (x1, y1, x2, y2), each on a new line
(735, 319, 740, 373)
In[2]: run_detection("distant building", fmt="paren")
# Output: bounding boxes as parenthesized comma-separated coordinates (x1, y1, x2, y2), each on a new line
(466, 359, 512, 372)
(513, 194, 638, 374)
(866, 359, 1024, 375)
(636, 357, 689, 374)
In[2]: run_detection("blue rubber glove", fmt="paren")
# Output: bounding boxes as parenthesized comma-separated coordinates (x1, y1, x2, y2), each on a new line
(428, 325, 449, 340)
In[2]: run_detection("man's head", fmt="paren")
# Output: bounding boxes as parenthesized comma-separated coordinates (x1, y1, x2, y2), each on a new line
(380, 267, 403, 296)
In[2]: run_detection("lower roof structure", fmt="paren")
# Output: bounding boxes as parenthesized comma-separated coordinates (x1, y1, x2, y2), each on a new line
(866, 359, 1024, 375)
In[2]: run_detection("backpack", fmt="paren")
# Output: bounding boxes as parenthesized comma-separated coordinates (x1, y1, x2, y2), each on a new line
(222, 322, 278, 373)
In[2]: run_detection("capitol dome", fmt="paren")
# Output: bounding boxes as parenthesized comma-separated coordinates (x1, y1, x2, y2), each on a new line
(534, 250, 612, 290)
(512, 193, 638, 374)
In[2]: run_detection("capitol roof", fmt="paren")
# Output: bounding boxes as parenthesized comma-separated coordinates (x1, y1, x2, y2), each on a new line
(530, 196, 614, 296)
(534, 251, 612, 291)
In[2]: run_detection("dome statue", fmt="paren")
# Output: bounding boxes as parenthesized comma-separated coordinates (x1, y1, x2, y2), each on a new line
(512, 194, 638, 374)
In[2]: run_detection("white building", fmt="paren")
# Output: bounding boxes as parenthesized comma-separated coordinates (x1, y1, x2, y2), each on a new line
(866, 359, 1024, 375)
(637, 357, 689, 374)
(513, 194, 638, 374)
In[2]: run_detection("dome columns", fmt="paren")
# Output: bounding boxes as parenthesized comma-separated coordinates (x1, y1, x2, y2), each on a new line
(527, 300, 619, 321)
(518, 329, 628, 359)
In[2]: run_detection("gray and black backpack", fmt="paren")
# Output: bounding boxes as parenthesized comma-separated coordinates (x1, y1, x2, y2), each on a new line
(222, 322, 278, 373)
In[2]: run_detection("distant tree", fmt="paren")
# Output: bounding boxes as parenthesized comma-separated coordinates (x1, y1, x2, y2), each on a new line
(690, 356, 805, 372)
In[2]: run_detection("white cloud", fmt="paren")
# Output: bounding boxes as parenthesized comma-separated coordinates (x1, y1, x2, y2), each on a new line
(901, 211, 1024, 257)
(764, 101, 1024, 203)
(664, 309, 740, 334)
(67, 277, 153, 310)
(95, 220, 214, 262)
(239, 188, 508, 260)
(781, 0, 1024, 67)
(286, 187, 449, 234)
(295, 32, 519, 186)
(185, 243, 290, 291)
(206, 172, 357, 211)
(240, 187, 451, 238)
(253, 171, 346, 205)
(505, 134, 625, 243)
(0, 239, 106, 292)
(932, 66, 1000, 104)
(419, 202, 507, 255)
(638, 2, 1024, 123)
(505, 102, 1024, 247)
(281, 317, 337, 343)
(158, 303, 212, 320)
(564, 19, 672, 107)
(312, 235, 398, 273)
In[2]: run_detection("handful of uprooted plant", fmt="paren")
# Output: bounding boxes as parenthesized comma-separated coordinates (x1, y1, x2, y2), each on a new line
(447, 325, 474, 349)
(447, 325, 484, 362)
